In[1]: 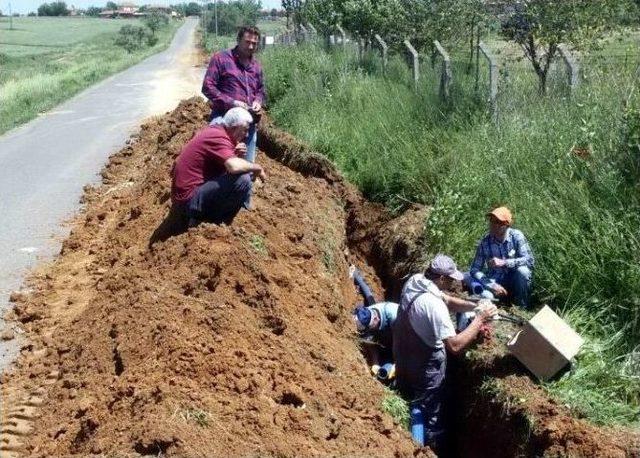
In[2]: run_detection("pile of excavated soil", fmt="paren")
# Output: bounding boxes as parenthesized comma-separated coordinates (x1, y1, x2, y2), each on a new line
(0, 99, 423, 457)
(2, 97, 639, 458)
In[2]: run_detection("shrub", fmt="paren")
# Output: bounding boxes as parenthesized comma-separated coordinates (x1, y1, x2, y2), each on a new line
(115, 25, 155, 53)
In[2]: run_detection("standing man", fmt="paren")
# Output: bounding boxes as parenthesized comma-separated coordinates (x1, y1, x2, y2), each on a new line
(468, 206, 534, 309)
(202, 26, 265, 208)
(171, 107, 266, 227)
(393, 255, 496, 454)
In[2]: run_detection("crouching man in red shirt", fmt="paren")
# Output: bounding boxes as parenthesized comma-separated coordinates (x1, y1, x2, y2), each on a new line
(171, 107, 266, 226)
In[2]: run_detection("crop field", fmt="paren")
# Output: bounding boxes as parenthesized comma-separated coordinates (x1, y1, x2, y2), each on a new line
(0, 16, 182, 134)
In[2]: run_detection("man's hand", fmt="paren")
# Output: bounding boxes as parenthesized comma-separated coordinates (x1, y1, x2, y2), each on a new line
(250, 101, 263, 115)
(252, 165, 267, 182)
(235, 142, 247, 157)
(475, 302, 498, 323)
(488, 257, 507, 268)
(491, 283, 508, 297)
(233, 100, 249, 110)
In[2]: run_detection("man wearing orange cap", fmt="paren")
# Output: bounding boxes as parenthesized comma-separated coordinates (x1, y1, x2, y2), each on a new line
(468, 206, 534, 309)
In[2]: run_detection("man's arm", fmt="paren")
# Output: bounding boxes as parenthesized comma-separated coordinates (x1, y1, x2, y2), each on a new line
(202, 54, 236, 111)
(505, 230, 534, 269)
(443, 305, 495, 355)
(224, 157, 266, 180)
(442, 294, 477, 313)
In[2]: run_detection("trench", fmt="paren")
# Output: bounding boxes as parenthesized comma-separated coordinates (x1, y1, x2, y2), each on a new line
(258, 116, 637, 458)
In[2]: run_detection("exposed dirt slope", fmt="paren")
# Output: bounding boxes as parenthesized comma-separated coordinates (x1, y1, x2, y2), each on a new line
(1, 99, 421, 457)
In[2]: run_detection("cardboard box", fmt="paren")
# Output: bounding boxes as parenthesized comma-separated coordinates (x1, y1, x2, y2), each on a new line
(507, 305, 584, 380)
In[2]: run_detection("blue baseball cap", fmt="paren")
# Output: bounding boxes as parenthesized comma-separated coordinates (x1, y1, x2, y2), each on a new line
(353, 307, 372, 331)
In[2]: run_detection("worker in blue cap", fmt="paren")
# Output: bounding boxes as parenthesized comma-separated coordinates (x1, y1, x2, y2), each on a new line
(350, 266, 399, 381)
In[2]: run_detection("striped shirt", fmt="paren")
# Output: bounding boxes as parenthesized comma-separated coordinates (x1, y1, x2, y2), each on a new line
(470, 228, 534, 285)
(202, 47, 265, 115)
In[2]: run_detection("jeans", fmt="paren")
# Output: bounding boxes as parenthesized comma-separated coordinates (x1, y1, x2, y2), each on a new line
(352, 269, 376, 307)
(210, 116, 257, 208)
(411, 347, 447, 452)
(187, 173, 252, 225)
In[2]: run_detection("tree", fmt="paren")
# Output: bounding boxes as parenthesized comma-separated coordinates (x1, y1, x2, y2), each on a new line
(184, 2, 201, 16)
(106, 1, 118, 10)
(37, 2, 70, 16)
(207, 1, 260, 36)
(144, 12, 169, 36)
(501, 0, 636, 93)
(86, 6, 103, 16)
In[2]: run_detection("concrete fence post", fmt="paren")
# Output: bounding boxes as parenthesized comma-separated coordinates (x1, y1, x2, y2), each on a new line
(374, 34, 388, 71)
(299, 24, 308, 42)
(558, 44, 579, 93)
(404, 40, 419, 91)
(478, 42, 499, 123)
(336, 25, 347, 50)
(434, 40, 452, 99)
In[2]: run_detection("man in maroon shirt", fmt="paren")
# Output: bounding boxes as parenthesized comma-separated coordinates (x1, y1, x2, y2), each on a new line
(171, 107, 266, 226)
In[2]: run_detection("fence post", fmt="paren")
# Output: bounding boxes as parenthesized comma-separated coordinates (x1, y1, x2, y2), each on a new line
(558, 44, 579, 93)
(374, 34, 388, 71)
(478, 42, 498, 124)
(308, 23, 317, 35)
(434, 40, 452, 100)
(336, 25, 347, 50)
(404, 40, 419, 91)
(299, 24, 308, 42)
(358, 36, 365, 62)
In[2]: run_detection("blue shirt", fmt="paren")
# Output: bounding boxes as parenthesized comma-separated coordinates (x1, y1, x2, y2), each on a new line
(470, 228, 534, 286)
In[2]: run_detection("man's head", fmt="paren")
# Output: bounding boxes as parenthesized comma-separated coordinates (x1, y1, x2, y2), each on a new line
(353, 306, 381, 332)
(222, 107, 253, 143)
(425, 254, 464, 290)
(236, 26, 260, 59)
(487, 206, 512, 240)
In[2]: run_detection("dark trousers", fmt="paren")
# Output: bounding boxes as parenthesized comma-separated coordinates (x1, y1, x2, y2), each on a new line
(188, 173, 252, 225)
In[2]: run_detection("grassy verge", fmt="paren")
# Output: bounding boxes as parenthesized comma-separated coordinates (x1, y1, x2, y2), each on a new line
(0, 17, 183, 134)
(260, 42, 640, 426)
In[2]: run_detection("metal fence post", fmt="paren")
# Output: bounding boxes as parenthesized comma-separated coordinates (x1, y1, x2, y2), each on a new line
(374, 34, 388, 71)
(434, 40, 452, 100)
(404, 40, 419, 91)
(558, 44, 579, 93)
(336, 25, 347, 50)
(478, 42, 499, 123)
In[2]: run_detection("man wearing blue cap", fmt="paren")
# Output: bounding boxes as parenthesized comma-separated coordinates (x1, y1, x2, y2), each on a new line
(350, 266, 399, 380)
(393, 254, 497, 455)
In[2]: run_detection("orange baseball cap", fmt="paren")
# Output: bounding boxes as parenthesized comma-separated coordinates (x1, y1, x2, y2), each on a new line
(487, 206, 513, 225)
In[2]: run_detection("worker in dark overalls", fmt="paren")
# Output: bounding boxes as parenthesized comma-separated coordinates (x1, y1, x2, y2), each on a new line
(393, 255, 496, 455)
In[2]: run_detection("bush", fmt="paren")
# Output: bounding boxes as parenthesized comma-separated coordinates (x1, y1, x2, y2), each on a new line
(115, 25, 156, 53)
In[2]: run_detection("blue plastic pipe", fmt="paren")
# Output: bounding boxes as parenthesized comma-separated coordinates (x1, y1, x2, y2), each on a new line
(470, 279, 484, 295)
(410, 406, 425, 445)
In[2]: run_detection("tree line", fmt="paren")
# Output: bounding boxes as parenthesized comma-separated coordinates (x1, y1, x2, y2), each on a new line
(286, 0, 639, 93)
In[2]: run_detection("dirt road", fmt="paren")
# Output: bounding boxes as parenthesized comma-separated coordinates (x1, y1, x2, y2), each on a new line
(0, 18, 204, 370)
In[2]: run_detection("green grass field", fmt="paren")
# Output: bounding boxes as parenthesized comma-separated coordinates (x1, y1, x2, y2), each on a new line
(260, 39, 640, 427)
(0, 16, 182, 134)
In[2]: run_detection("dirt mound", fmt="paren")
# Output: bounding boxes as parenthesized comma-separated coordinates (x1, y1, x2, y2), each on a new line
(1, 99, 422, 457)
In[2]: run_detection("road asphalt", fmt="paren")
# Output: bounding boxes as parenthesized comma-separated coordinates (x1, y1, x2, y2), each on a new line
(0, 17, 206, 371)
